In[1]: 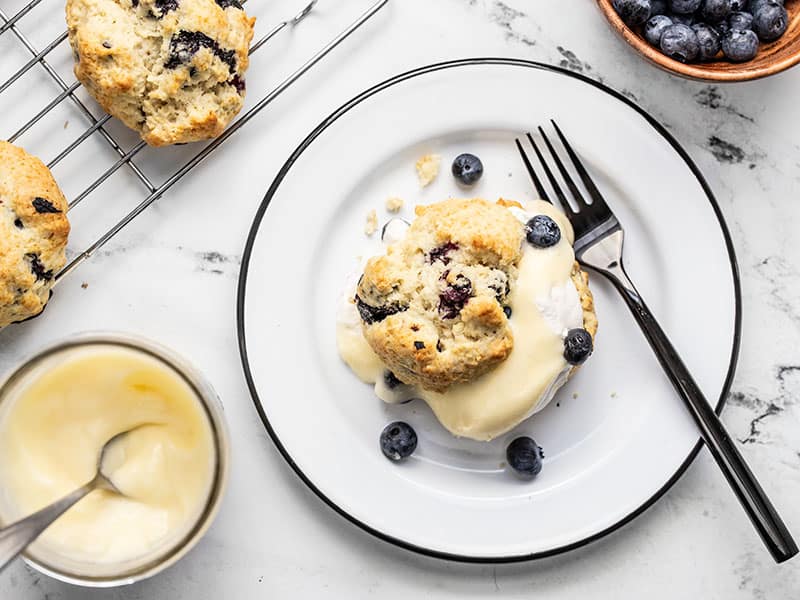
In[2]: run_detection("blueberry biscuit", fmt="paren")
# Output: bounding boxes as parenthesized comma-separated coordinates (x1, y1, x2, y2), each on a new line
(0, 142, 70, 329)
(341, 197, 598, 440)
(66, 0, 255, 146)
(356, 199, 526, 392)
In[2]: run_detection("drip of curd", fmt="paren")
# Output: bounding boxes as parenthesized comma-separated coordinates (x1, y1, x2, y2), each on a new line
(0, 345, 216, 569)
(336, 200, 584, 441)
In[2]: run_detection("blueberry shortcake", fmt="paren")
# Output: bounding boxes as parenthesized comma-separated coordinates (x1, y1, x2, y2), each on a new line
(66, 0, 255, 146)
(0, 142, 70, 329)
(337, 198, 597, 441)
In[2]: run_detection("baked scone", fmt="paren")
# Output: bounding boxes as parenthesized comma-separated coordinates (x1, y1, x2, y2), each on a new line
(356, 198, 523, 392)
(66, 0, 255, 146)
(339, 197, 597, 440)
(0, 142, 70, 329)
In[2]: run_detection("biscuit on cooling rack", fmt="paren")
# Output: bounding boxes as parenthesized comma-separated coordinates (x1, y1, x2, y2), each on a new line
(0, 142, 70, 329)
(66, 0, 255, 146)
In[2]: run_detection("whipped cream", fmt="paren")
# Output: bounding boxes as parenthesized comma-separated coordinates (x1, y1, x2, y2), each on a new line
(335, 200, 585, 441)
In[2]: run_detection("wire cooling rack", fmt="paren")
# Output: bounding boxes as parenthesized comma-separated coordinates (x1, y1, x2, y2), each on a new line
(0, 0, 388, 287)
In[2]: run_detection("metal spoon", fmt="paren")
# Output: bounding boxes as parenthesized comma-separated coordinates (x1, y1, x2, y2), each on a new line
(0, 429, 134, 573)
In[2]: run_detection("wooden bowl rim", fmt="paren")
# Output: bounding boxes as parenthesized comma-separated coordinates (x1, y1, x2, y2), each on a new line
(596, 0, 800, 82)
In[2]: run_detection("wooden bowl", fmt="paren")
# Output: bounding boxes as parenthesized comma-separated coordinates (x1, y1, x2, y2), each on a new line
(596, 0, 800, 81)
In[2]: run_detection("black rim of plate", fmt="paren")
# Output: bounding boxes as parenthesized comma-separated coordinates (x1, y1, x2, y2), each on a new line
(237, 58, 742, 563)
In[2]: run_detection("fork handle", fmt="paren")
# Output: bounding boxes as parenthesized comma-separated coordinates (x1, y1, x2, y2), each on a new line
(602, 265, 797, 564)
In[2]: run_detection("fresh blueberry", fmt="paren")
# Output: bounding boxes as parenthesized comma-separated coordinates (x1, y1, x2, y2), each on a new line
(380, 422, 417, 462)
(660, 23, 701, 62)
(728, 10, 754, 29)
(564, 328, 593, 365)
(722, 28, 759, 60)
(506, 437, 544, 479)
(645, 15, 674, 45)
(729, 0, 747, 9)
(668, 11, 697, 25)
(651, 0, 669, 14)
(669, 0, 703, 13)
(714, 19, 731, 35)
(752, 1, 787, 41)
(693, 23, 722, 60)
(451, 153, 484, 186)
(526, 215, 561, 248)
(701, 0, 732, 21)
(612, 0, 652, 26)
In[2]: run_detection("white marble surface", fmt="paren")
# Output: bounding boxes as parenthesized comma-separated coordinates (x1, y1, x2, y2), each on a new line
(1, 0, 799, 597)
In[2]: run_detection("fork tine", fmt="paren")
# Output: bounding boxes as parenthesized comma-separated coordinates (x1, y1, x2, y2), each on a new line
(537, 126, 590, 212)
(550, 120, 610, 211)
(515, 137, 551, 203)
(525, 132, 572, 213)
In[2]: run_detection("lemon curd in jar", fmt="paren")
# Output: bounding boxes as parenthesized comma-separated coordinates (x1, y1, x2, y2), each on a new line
(0, 343, 217, 574)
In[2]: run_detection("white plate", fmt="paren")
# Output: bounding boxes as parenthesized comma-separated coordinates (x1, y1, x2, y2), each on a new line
(237, 59, 740, 561)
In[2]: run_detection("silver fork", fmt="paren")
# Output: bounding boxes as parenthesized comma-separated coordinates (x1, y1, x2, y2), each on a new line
(516, 122, 797, 564)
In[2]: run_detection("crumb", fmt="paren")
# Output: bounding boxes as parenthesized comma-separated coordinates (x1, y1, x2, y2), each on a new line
(364, 209, 378, 236)
(556, 402, 560, 407)
(385, 196, 404, 213)
(611, 392, 617, 398)
(64, 121, 69, 129)
(81, 282, 88, 289)
(415, 153, 441, 187)
(572, 392, 579, 399)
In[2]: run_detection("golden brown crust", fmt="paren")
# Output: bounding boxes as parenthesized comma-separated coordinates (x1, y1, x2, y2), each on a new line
(66, 0, 255, 146)
(0, 142, 70, 329)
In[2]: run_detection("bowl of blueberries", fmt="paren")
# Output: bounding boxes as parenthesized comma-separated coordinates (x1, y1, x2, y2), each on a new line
(599, 0, 800, 81)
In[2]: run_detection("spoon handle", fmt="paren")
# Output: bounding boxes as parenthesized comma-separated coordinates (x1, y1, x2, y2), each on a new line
(0, 482, 94, 573)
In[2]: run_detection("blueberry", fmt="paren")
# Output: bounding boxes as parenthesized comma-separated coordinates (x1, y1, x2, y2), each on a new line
(752, 1, 787, 41)
(660, 23, 701, 62)
(722, 28, 759, 60)
(384, 370, 403, 389)
(612, 0, 652, 26)
(354, 295, 407, 324)
(729, 0, 747, 9)
(701, 0, 732, 21)
(506, 437, 544, 479)
(25, 253, 52, 282)
(564, 328, 593, 365)
(229, 74, 246, 94)
(728, 11, 754, 29)
(714, 19, 731, 35)
(651, 0, 669, 14)
(451, 153, 484, 186)
(438, 274, 472, 319)
(215, 0, 243, 8)
(668, 11, 697, 25)
(13, 218, 23, 229)
(503, 306, 512, 319)
(693, 23, 722, 60)
(645, 15, 674, 45)
(154, 0, 178, 15)
(31, 197, 61, 214)
(526, 215, 561, 248)
(165, 31, 236, 73)
(428, 242, 459, 265)
(669, 0, 702, 13)
(380, 422, 417, 462)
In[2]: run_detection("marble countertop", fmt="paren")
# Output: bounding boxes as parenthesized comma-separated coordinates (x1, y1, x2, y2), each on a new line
(1, 0, 799, 597)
